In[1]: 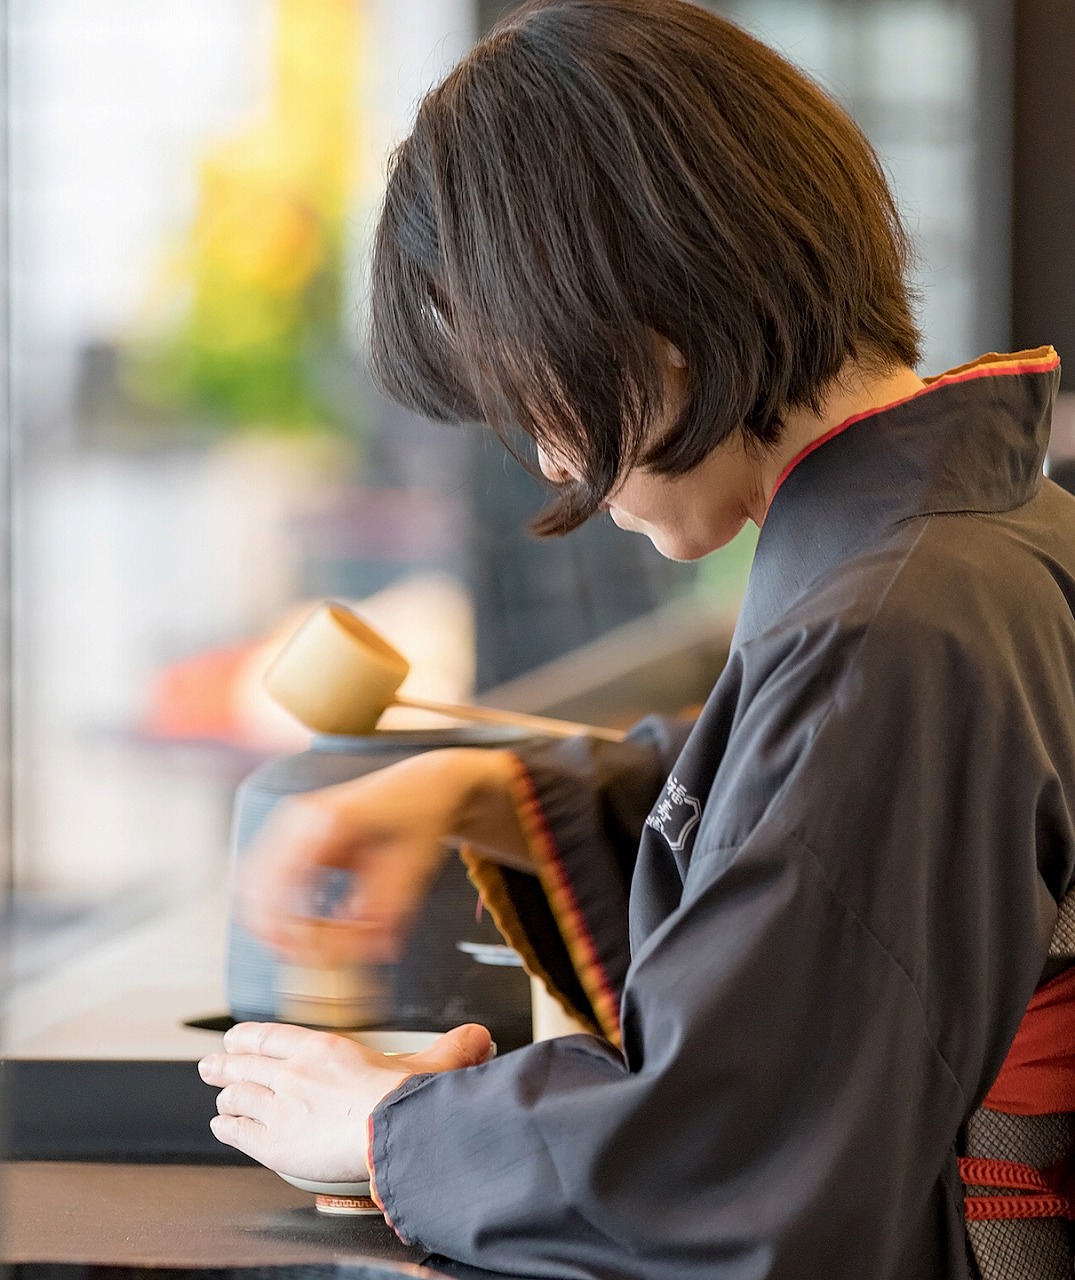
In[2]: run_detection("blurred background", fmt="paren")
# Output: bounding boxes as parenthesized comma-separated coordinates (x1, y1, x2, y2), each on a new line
(0, 0, 1071, 985)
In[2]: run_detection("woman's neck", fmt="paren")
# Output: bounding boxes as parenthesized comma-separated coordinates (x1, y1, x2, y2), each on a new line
(750, 360, 928, 525)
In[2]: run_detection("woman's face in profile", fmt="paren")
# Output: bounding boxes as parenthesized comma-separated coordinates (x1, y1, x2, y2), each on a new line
(537, 437, 760, 562)
(535, 349, 765, 562)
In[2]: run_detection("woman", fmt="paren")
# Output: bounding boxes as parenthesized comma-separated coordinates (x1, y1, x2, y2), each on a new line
(197, 2, 1075, 1276)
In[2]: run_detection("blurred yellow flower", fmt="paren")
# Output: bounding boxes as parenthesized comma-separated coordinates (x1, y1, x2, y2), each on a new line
(123, 0, 362, 432)
(196, 145, 326, 295)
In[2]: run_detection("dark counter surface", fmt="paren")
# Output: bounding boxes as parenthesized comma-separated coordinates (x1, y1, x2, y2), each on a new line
(0, 1162, 527, 1280)
(0, 1162, 423, 1268)
(0, 884, 567, 1279)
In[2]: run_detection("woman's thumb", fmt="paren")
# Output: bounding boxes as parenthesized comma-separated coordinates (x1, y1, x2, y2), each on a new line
(405, 1023, 494, 1074)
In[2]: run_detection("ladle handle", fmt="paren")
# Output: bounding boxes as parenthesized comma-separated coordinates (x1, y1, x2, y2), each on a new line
(392, 693, 627, 743)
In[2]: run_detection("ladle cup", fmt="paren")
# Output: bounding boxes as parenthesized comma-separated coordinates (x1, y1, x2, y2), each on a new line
(263, 602, 626, 742)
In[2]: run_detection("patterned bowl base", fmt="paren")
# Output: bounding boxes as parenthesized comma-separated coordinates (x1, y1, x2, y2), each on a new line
(314, 1192, 382, 1215)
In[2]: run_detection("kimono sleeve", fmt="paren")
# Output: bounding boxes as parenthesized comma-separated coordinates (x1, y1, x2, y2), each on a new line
(461, 716, 692, 1041)
(369, 614, 1056, 1280)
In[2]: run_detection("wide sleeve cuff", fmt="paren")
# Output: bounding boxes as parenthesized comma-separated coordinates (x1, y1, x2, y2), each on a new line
(462, 750, 631, 1044)
(367, 1072, 434, 1245)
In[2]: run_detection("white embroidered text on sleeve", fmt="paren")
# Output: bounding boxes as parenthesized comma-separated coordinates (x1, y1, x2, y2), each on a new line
(645, 775, 702, 853)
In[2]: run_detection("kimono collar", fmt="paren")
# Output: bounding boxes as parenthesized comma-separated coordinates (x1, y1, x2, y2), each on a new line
(733, 347, 1062, 646)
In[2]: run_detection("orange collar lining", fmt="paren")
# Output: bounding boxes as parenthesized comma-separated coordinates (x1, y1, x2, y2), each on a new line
(766, 347, 1060, 511)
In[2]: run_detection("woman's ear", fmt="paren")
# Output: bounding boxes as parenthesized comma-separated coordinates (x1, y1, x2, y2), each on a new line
(648, 329, 687, 372)
(663, 338, 687, 369)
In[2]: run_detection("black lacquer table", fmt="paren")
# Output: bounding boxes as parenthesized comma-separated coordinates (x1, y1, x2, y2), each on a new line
(0, 1162, 539, 1280)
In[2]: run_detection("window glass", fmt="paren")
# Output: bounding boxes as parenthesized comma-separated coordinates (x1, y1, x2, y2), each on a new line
(5, 0, 996, 981)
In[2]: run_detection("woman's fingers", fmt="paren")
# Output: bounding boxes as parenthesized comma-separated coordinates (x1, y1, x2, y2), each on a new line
(247, 842, 440, 967)
(216, 1081, 276, 1123)
(235, 794, 360, 938)
(399, 1024, 494, 1074)
(337, 838, 447, 957)
(203, 1028, 400, 1182)
(235, 791, 423, 963)
(234, 758, 461, 966)
(198, 1051, 283, 1089)
(266, 913, 387, 965)
(209, 1113, 268, 1162)
(221, 1020, 327, 1060)
(262, 883, 420, 966)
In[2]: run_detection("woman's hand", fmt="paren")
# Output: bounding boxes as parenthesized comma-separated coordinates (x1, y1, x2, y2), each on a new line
(199, 1021, 493, 1180)
(236, 747, 530, 965)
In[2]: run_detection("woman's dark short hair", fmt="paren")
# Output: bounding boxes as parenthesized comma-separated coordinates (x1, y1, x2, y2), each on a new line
(370, 0, 921, 534)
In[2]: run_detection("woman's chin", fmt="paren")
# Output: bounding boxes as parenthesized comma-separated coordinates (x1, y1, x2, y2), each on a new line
(638, 519, 748, 563)
(650, 538, 712, 563)
(633, 524, 710, 562)
(608, 502, 746, 560)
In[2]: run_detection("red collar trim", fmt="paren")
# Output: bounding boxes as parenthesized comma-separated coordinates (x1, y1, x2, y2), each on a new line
(765, 347, 1061, 511)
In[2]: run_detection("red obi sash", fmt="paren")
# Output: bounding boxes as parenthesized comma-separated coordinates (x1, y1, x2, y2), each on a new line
(960, 965, 1075, 1221)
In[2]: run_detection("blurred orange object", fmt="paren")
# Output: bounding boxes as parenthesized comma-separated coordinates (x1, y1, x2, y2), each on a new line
(142, 604, 314, 752)
(144, 643, 249, 742)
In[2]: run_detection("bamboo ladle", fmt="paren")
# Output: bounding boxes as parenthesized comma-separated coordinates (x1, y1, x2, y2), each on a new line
(264, 602, 626, 743)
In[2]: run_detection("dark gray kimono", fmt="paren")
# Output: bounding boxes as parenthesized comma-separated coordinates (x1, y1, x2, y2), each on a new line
(369, 348, 1075, 1280)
